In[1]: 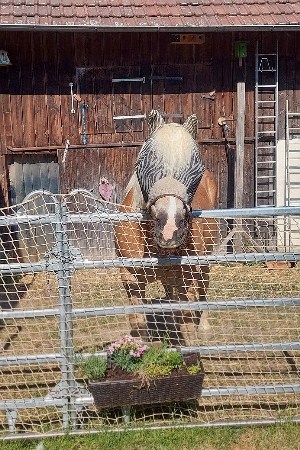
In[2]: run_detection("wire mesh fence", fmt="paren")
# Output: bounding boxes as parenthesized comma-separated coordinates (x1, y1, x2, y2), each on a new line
(0, 190, 300, 440)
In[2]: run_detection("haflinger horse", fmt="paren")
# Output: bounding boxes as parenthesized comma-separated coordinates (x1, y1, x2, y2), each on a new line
(115, 110, 218, 345)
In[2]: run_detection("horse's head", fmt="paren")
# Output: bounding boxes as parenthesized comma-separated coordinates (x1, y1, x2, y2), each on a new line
(147, 178, 192, 249)
(132, 110, 205, 249)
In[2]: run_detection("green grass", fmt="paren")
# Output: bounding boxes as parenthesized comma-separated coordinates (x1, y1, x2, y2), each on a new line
(1, 423, 300, 450)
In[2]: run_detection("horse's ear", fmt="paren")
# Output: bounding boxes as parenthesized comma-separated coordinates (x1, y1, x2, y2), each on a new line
(148, 110, 165, 136)
(183, 114, 198, 139)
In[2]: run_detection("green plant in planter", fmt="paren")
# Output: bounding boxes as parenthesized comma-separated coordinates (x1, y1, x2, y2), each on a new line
(186, 364, 202, 375)
(77, 336, 204, 409)
(139, 343, 183, 378)
(76, 354, 107, 381)
(77, 335, 202, 382)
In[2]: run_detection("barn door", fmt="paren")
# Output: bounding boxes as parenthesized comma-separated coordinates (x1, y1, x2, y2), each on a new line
(76, 67, 114, 138)
(75, 64, 215, 142)
(7, 154, 59, 262)
(151, 65, 184, 123)
(8, 154, 59, 205)
(76, 66, 149, 143)
(150, 64, 214, 129)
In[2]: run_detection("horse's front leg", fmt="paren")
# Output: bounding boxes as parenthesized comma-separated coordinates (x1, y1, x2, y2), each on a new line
(193, 264, 211, 332)
(176, 264, 211, 345)
(120, 268, 148, 339)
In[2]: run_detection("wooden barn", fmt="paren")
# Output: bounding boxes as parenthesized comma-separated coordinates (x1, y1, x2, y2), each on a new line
(0, 1, 299, 213)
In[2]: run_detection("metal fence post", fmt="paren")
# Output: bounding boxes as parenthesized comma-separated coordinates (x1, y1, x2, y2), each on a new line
(55, 198, 76, 430)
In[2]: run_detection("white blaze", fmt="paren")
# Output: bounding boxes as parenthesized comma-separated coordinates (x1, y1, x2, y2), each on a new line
(162, 197, 178, 241)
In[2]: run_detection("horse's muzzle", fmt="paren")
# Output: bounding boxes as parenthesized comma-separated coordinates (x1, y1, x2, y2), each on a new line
(154, 230, 187, 249)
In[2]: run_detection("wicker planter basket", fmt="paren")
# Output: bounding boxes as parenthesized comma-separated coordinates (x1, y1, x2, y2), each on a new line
(88, 365, 204, 409)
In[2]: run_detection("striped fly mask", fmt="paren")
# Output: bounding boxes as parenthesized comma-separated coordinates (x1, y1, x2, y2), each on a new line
(135, 110, 205, 249)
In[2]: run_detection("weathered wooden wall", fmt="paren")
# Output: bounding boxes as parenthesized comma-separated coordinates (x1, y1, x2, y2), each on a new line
(0, 30, 299, 210)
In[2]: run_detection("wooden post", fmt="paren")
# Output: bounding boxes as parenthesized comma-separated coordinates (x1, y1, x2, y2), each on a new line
(234, 81, 246, 209)
(234, 78, 246, 252)
(0, 153, 10, 207)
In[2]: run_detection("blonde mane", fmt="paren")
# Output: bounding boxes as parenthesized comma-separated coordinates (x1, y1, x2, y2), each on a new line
(124, 173, 146, 210)
(153, 124, 196, 176)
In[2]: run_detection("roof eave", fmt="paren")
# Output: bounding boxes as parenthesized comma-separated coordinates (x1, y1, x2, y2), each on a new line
(0, 23, 299, 32)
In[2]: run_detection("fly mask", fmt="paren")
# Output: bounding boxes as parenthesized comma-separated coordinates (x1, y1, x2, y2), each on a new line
(135, 110, 205, 249)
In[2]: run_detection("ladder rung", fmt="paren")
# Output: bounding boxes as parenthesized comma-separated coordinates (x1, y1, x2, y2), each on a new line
(258, 53, 277, 56)
(257, 176, 276, 179)
(256, 162, 276, 166)
(256, 161, 276, 164)
(257, 84, 277, 88)
(256, 145, 276, 149)
(257, 130, 276, 134)
(257, 100, 276, 104)
(256, 190, 276, 194)
(256, 159, 276, 162)
(288, 112, 300, 117)
(257, 116, 276, 119)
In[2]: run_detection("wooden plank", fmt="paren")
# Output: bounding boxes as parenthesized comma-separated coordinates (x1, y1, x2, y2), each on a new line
(21, 33, 36, 148)
(94, 67, 114, 137)
(56, 32, 79, 147)
(151, 65, 183, 123)
(0, 155, 10, 207)
(32, 33, 49, 147)
(0, 32, 13, 151)
(44, 33, 62, 146)
(181, 65, 194, 118)
(193, 63, 214, 133)
(8, 33, 23, 148)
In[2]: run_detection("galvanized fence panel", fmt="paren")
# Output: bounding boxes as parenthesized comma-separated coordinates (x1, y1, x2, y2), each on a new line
(0, 190, 299, 440)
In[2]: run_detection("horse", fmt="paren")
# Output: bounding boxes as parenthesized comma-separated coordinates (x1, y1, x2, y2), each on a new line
(114, 110, 218, 345)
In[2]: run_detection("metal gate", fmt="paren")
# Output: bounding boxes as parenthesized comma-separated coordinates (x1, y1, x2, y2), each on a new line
(0, 190, 299, 440)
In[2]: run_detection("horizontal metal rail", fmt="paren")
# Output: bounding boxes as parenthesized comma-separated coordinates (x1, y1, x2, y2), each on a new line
(1, 297, 299, 320)
(1, 341, 299, 367)
(0, 353, 63, 366)
(0, 252, 299, 275)
(3, 417, 300, 441)
(0, 205, 300, 227)
(1, 383, 300, 411)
